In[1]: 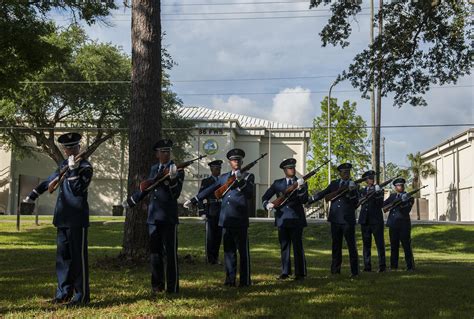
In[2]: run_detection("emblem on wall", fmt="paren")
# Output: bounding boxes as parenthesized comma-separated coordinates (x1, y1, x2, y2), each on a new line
(203, 139, 219, 155)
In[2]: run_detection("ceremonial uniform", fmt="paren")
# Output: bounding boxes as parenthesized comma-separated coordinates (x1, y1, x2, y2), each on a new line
(307, 163, 360, 276)
(383, 178, 415, 271)
(262, 158, 308, 280)
(190, 149, 254, 287)
(358, 170, 386, 272)
(25, 133, 93, 305)
(198, 160, 223, 264)
(125, 139, 184, 293)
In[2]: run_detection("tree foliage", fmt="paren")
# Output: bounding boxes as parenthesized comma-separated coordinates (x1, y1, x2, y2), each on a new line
(0, 26, 191, 164)
(307, 97, 370, 192)
(0, 0, 116, 95)
(309, 0, 471, 107)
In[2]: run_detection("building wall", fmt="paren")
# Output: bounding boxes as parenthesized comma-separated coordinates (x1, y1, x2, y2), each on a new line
(420, 131, 473, 221)
(1, 125, 309, 216)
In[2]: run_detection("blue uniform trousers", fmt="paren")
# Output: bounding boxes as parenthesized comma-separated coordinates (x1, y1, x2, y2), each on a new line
(205, 216, 222, 264)
(149, 223, 179, 293)
(330, 223, 359, 275)
(361, 223, 386, 271)
(389, 222, 415, 270)
(223, 227, 251, 286)
(55, 227, 89, 303)
(278, 226, 307, 277)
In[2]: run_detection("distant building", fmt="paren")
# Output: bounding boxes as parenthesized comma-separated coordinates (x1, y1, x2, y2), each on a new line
(420, 128, 474, 221)
(0, 106, 311, 216)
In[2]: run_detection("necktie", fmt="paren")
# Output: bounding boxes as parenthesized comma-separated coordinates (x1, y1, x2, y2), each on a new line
(288, 179, 293, 187)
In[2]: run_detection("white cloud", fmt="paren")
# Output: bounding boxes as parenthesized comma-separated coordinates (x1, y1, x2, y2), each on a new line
(211, 95, 264, 118)
(270, 87, 314, 126)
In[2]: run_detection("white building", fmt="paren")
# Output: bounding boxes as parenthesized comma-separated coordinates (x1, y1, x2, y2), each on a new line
(420, 128, 474, 221)
(0, 106, 311, 216)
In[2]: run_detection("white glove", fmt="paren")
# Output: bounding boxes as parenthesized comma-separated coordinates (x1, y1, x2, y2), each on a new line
(266, 202, 274, 211)
(374, 185, 381, 192)
(235, 170, 243, 181)
(297, 178, 305, 189)
(23, 196, 35, 204)
(348, 181, 357, 190)
(122, 199, 130, 209)
(200, 214, 207, 221)
(168, 164, 177, 180)
(401, 193, 410, 202)
(68, 155, 79, 170)
(183, 199, 192, 210)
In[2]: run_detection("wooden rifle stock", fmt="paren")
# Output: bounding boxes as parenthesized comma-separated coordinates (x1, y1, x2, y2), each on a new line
(356, 176, 399, 208)
(271, 160, 330, 208)
(324, 175, 368, 203)
(382, 185, 427, 213)
(214, 153, 268, 199)
(140, 155, 207, 192)
(47, 150, 88, 194)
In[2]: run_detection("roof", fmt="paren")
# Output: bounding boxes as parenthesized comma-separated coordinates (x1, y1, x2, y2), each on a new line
(178, 106, 301, 129)
(420, 128, 474, 158)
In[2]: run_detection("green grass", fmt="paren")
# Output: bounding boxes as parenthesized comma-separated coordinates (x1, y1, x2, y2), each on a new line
(1, 217, 473, 318)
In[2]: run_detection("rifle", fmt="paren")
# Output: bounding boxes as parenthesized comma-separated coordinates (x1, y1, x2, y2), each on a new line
(382, 185, 427, 213)
(47, 150, 88, 194)
(271, 160, 330, 208)
(356, 176, 399, 208)
(140, 155, 207, 192)
(214, 153, 267, 199)
(324, 175, 369, 203)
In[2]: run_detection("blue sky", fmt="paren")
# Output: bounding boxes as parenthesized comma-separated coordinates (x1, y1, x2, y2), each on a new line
(51, 0, 473, 167)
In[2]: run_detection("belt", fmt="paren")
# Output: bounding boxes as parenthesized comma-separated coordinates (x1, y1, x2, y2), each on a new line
(208, 199, 222, 203)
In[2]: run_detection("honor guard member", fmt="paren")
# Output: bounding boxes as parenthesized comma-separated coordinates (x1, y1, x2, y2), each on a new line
(123, 139, 184, 294)
(383, 178, 415, 271)
(184, 148, 254, 287)
(358, 170, 386, 272)
(261, 158, 308, 281)
(307, 163, 360, 278)
(198, 160, 224, 264)
(23, 132, 93, 306)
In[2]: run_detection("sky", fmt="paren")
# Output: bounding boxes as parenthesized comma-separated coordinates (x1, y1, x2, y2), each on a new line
(51, 0, 473, 167)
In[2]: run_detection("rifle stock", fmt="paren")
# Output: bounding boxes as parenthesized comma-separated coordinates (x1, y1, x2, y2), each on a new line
(47, 150, 88, 194)
(214, 153, 267, 199)
(271, 160, 329, 208)
(140, 155, 207, 192)
(356, 176, 399, 208)
(324, 175, 368, 203)
(382, 185, 427, 213)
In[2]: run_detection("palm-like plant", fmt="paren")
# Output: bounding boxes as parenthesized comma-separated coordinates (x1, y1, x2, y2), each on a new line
(406, 152, 437, 219)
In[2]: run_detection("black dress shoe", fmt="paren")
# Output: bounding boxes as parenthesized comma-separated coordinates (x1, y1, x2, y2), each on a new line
(293, 276, 305, 281)
(406, 268, 415, 272)
(350, 273, 360, 279)
(50, 298, 68, 305)
(277, 274, 290, 280)
(363, 268, 372, 272)
(378, 268, 386, 273)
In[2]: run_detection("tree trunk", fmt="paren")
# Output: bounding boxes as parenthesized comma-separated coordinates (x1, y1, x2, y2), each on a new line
(375, 0, 383, 184)
(121, 0, 162, 261)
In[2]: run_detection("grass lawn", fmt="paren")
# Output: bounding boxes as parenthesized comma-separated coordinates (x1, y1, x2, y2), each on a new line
(1, 216, 473, 318)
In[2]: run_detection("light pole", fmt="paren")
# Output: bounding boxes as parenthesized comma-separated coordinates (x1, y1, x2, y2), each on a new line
(327, 81, 337, 184)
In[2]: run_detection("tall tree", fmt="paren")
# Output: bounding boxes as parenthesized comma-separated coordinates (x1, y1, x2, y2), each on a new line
(307, 97, 370, 193)
(406, 152, 436, 220)
(122, 0, 162, 261)
(0, 0, 116, 96)
(310, 0, 471, 182)
(0, 26, 130, 163)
